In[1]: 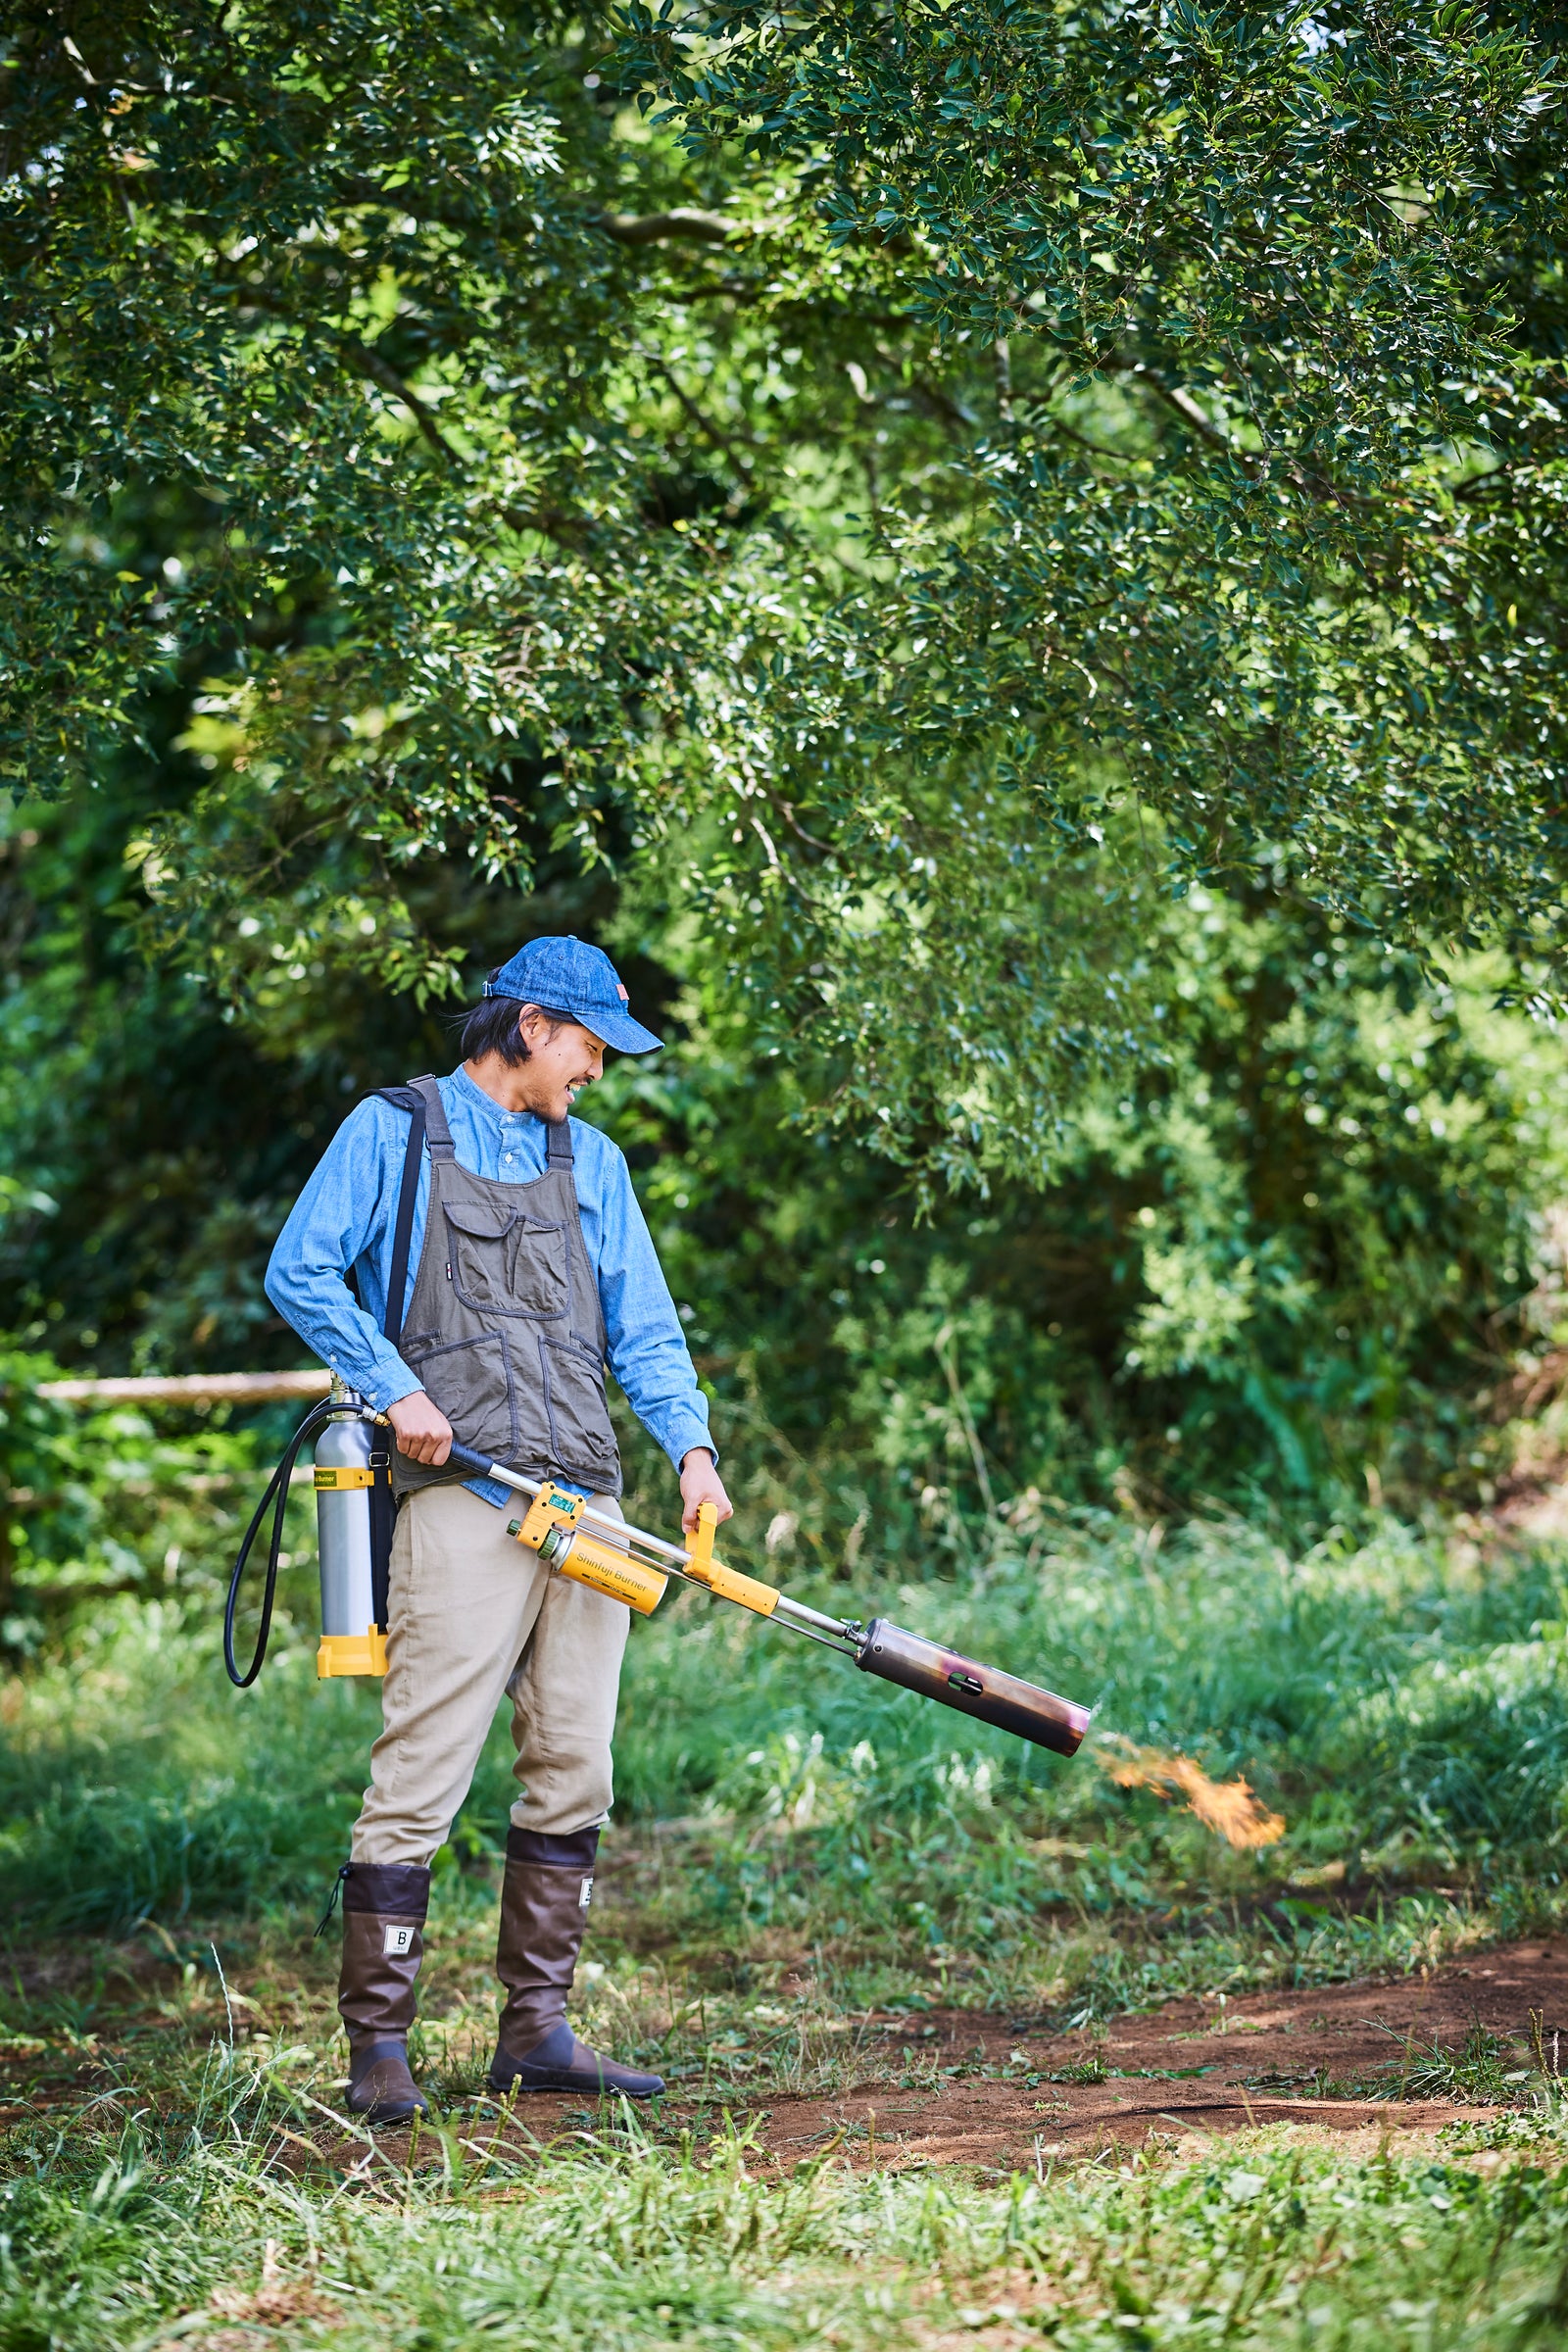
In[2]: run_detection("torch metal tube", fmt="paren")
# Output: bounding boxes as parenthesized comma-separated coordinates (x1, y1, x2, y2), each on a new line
(856, 1618, 1091, 1757)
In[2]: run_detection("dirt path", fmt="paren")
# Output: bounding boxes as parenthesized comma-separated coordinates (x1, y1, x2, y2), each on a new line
(429, 1937, 1568, 2173)
(735, 1936, 1567, 2171)
(11, 1937, 1566, 2177)
(377, 1937, 1568, 2177)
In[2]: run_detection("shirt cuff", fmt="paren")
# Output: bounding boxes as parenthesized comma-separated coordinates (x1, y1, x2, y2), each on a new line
(361, 1363, 424, 1415)
(664, 1415, 717, 1475)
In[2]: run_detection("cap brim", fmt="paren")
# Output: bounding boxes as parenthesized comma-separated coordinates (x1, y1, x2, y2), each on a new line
(589, 1007, 664, 1054)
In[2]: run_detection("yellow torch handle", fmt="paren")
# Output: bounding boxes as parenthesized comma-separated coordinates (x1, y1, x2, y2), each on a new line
(682, 1499, 780, 1617)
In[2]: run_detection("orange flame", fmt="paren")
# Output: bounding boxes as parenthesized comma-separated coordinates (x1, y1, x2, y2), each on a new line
(1097, 1738, 1286, 1849)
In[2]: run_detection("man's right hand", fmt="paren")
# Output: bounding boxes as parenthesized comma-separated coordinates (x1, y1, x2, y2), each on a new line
(386, 1391, 455, 1466)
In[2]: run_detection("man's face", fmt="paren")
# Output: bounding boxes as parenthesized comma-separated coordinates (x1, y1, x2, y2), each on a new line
(518, 1009, 606, 1122)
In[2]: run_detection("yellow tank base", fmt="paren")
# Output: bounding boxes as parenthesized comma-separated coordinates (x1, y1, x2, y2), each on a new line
(317, 1626, 388, 1679)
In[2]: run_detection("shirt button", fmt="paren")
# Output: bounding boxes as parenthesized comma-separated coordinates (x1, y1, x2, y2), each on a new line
(505, 1152, 514, 1162)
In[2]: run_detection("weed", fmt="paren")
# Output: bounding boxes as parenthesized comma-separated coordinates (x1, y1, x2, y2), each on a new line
(7, 1498, 1568, 2343)
(4, 2034, 1568, 2352)
(1370, 2020, 1525, 2105)
(7, 1509, 1568, 2003)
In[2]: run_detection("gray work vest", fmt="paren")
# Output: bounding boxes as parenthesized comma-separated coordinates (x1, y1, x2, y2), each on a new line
(390, 1075, 622, 1500)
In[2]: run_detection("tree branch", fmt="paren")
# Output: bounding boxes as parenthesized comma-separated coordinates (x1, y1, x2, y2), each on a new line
(1138, 372, 1255, 466)
(1122, 362, 1373, 509)
(1452, 459, 1532, 503)
(337, 335, 464, 466)
(233, 285, 457, 463)
(59, 33, 158, 94)
(870, 347, 977, 434)
(598, 209, 737, 246)
(993, 336, 1013, 425)
(667, 275, 766, 307)
(641, 352, 755, 476)
(232, 283, 577, 542)
(1041, 411, 1138, 463)
(765, 790, 833, 854)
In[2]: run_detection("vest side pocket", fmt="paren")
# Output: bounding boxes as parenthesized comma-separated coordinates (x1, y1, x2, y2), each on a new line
(538, 1336, 620, 1491)
(402, 1330, 521, 1463)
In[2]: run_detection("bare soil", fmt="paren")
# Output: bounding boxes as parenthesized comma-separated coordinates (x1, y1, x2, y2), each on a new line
(735, 1938, 1568, 2172)
(428, 1938, 1568, 2177)
(10, 1938, 1567, 2178)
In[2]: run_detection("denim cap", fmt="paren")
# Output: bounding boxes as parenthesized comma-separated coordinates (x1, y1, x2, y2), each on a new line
(482, 935, 662, 1054)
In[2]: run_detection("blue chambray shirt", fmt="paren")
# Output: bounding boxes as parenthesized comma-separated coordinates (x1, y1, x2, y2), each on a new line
(264, 1064, 714, 1509)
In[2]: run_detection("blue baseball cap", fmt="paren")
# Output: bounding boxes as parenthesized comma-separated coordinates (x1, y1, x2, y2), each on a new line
(482, 935, 663, 1054)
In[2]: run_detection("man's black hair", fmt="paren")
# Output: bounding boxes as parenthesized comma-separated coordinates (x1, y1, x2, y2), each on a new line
(456, 997, 573, 1068)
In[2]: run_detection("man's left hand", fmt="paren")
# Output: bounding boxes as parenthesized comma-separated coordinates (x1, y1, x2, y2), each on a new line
(679, 1448, 732, 1535)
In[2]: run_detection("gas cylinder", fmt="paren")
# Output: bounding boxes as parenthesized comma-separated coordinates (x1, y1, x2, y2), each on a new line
(314, 1413, 388, 1677)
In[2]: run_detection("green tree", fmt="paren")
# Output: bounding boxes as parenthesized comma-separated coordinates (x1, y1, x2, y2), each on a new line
(8, 2, 1565, 1187)
(610, 866, 1568, 1517)
(0, 1, 904, 1004)
(5, 0, 1568, 1518)
(619, 0, 1568, 1178)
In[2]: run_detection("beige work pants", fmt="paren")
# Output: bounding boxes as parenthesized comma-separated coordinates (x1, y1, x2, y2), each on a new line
(350, 1482, 630, 1867)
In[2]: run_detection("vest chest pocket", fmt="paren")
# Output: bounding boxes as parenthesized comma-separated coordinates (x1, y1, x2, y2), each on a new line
(538, 1336, 619, 1488)
(443, 1201, 570, 1320)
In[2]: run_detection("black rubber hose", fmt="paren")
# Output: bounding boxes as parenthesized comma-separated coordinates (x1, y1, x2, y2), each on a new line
(223, 1398, 342, 1689)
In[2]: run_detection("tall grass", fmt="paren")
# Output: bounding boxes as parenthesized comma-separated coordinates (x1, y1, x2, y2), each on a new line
(3, 1497, 1565, 2000)
(7, 1474, 1568, 2351)
(4, 2053, 1568, 2352)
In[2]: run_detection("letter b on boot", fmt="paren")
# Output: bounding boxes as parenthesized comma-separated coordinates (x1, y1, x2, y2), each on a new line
(383, 1923, 416, 1956)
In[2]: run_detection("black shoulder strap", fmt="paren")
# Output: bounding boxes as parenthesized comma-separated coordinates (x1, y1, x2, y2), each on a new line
(545, 1117, 573, 1169)
(405, 1073, 456, 1159)
(372, 1083, 428, 1349)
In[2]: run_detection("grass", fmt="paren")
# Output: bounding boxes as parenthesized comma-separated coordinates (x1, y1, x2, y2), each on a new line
(5, 1494, 1568, 1994)
(1238, 2023, 1530, 2109)
(6, 1477, 1568, 2344)
(6, 2065, 1568, 2352)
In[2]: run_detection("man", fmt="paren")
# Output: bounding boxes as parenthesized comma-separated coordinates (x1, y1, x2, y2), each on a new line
(266, 935, 730, 2124)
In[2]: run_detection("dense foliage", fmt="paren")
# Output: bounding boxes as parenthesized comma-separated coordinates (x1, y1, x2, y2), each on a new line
(5, 3, 1567, 1166)
(7, 33, 1568, 2336)
(4, 0, 1568, 1534)
(624, 0, 1568, 1174)
(7, 776, 1568, 1556)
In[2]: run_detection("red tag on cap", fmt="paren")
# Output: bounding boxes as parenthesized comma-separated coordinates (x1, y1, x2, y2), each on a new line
(616, 983, 628, 1000)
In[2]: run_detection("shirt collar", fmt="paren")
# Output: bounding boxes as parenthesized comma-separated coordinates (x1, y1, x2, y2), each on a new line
(448, 1062, 570, 1142)
(449, 1062, 515, 1126)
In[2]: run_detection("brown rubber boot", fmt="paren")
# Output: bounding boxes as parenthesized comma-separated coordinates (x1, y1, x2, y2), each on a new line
(327, 1861, 432, 2125)
(488, 1827, 663, 2098)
